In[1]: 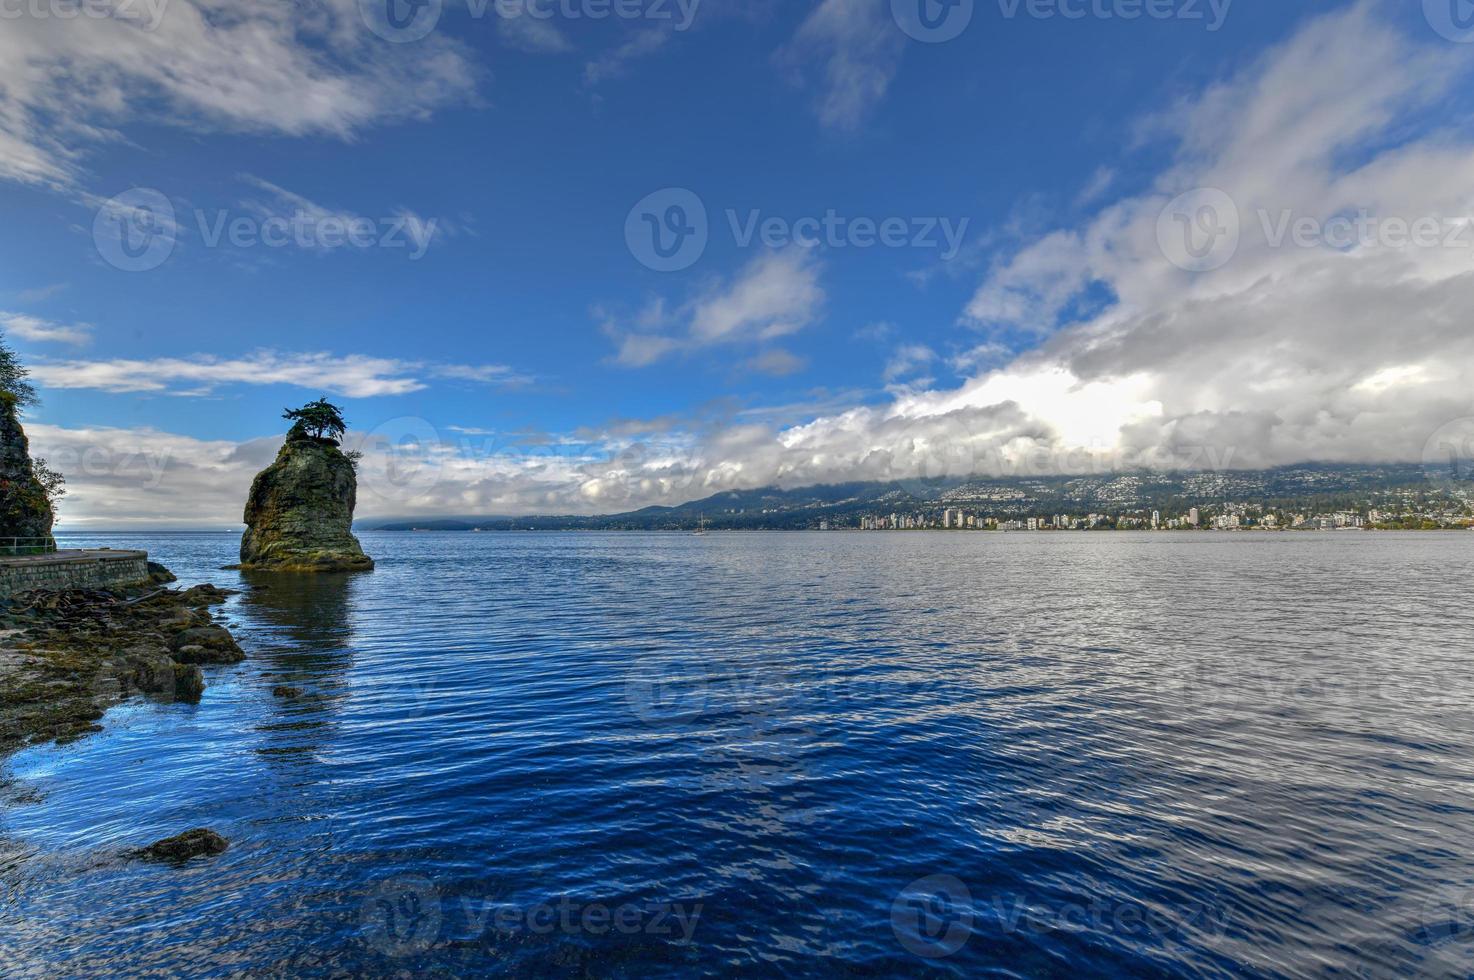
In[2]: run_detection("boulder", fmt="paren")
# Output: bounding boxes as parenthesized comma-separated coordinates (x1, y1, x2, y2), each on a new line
(147, 561, 178, 585)
(137, 829, 229, 862)
(238, 438, 374, 573)
(0, 393, 54, 548)
(168, 626, 245, 664)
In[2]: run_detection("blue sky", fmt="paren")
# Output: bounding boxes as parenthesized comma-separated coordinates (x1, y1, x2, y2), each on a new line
(3, 0, 1473, 524)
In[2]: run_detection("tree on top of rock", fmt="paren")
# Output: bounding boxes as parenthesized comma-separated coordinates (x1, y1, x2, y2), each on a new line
(0, 331, 39, 409)
(283, 399, 347, 445)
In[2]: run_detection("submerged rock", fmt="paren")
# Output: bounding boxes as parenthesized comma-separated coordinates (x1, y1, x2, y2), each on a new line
(138, 828, 229, 862)
(239, 437, 374, 573)
(271, 685, 305, 699)
(0, 392, 55, 548)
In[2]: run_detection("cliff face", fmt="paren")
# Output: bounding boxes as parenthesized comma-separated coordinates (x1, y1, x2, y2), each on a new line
(0, 393, 55, 548)
(239, 438, 374, 572)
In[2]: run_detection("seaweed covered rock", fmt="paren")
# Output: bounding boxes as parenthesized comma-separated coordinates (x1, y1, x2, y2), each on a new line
(0, 580, 242, 751)
(239, 437, 374, 573)
(137, 828, 229, 862)
(0, 392, 54, 549)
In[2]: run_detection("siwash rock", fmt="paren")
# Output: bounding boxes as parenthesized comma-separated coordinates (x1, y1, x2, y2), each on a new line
(239, 436, 374, 572)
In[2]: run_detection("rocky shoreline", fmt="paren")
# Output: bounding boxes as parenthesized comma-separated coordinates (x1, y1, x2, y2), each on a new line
(0, 565, 246, 755)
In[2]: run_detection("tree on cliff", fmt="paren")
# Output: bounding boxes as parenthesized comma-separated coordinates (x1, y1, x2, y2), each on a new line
(0, 331, 39, 409)
(283, 399, 347, 445)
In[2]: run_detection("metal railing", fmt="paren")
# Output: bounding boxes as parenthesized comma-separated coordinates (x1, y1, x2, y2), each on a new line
(0, 537, 58, 556)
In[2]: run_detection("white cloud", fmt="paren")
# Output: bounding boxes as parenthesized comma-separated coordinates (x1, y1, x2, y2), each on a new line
(606, 250, 825, 366)
(1, 313, 92, 346)
(775, 0, 905, 130)
(743, 349, 808, 377)
(883, 344, 935, 383)
(583, 28, 670, 86)
(0, 1, 478, 187)
(499, 11, 574, 53)
(30, 423, 275, 527)
(16, 284, 68, 304)
(947, 2, 1474, 470)
(30, 350, 528, 398)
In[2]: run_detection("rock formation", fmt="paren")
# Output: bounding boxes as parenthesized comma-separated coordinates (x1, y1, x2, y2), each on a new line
(0, 581, 242, 752)
(0, 392, 55, 549)
(239, 435, 374, 572)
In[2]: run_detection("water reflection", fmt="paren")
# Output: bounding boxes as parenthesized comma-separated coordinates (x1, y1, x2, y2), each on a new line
(238, 572, 358, 764)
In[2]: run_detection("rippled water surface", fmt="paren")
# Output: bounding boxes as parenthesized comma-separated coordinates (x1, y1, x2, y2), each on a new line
(3, 531, 1474, 977)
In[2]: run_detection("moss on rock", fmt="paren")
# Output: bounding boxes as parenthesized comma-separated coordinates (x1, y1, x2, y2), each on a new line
(0, 577, 244, 753)
(239, 437, 374, 573)
(0, 391, 55, 549)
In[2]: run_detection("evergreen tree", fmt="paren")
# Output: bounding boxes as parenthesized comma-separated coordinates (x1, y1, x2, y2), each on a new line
(0, 331, 39, 408)
(283, 399, 348, 444)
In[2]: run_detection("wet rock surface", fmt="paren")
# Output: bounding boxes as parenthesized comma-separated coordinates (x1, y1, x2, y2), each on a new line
(136, 828, 229, 862)
(239, 437, 374, 573)
(0, 574, 246, 753)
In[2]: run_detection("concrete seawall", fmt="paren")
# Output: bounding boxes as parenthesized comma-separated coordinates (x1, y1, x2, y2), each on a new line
(0, 550, 151, 597)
